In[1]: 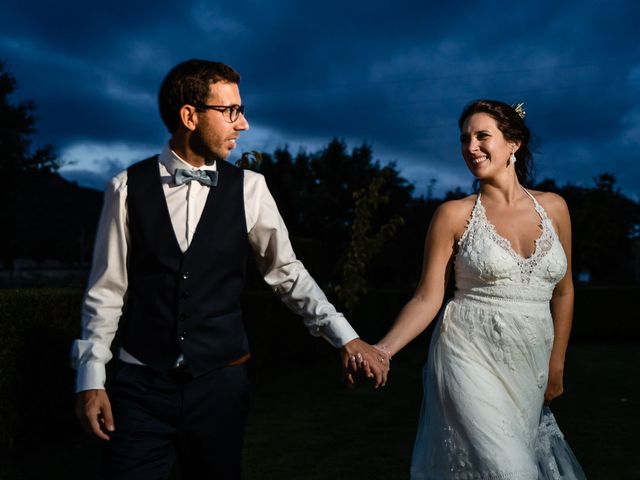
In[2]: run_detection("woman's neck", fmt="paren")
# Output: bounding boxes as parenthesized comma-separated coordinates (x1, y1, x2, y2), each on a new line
(479, 176, 525, 205)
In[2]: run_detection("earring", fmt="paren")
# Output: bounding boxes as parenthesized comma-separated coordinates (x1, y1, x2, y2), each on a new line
(509, 151, 517, 165)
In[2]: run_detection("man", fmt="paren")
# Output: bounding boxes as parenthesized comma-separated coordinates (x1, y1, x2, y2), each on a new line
(71, 59, 388, 479)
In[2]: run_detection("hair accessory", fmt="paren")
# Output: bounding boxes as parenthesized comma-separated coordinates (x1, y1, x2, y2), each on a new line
(512, 102, 526, 120)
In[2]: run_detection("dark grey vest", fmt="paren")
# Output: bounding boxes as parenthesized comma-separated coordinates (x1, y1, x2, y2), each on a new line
(122, 156, 249, 376)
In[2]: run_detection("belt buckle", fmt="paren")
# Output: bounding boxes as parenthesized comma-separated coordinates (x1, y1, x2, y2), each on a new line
(170, 361, 191, 381)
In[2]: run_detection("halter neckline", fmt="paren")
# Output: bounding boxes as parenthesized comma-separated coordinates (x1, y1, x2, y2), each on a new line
(475, 188, 547, 261)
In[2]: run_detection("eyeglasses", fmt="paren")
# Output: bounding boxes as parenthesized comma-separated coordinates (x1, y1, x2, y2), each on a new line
(194, 104, 245, 123)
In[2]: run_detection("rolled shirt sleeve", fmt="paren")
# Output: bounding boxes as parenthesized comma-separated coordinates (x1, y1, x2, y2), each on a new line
(244, 171, 358, 348)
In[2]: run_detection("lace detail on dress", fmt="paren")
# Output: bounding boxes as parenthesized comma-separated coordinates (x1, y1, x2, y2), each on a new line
(457, 196, 482, 249)
(472, 191, 556, 284)
(443, 425, 473, 471)
(489, 313, 516, 371)
(440, 423, 540, 480)
(534, 408, 588, 480)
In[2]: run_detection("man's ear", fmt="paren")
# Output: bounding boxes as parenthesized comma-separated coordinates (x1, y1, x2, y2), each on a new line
(179, 105, 198, 131)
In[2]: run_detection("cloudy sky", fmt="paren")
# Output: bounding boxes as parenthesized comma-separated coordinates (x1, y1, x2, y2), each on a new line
(2, 1, 639, 199)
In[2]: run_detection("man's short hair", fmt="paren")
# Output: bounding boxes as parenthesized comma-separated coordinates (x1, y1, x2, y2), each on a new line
(158, 59, 241, 133)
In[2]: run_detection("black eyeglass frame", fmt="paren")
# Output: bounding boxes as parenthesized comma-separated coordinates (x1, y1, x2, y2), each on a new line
(193, 104, 245, 123)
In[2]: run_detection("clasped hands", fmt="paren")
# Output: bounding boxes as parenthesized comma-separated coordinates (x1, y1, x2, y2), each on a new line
(340, 338, 391, 388)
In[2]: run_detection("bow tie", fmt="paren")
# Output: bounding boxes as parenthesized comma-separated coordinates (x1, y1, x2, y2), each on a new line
(174, 169, 218, 187)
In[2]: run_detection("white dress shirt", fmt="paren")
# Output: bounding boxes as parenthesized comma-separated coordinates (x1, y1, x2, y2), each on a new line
(70, 145, 358, 392)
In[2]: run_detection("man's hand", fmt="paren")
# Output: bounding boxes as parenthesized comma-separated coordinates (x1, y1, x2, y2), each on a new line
(340, 338, 390, 388)
(75, 389, 114, 441)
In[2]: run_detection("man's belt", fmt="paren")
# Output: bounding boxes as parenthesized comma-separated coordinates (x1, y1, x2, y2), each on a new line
(171, 353, 251, 377)
(227, 353, 251, 367)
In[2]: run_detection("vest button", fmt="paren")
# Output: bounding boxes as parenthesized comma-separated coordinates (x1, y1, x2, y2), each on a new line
(182, 272, 191, 280)
(179, 331, 187, 341)
(181, 291, 191, 299)
(179, 313, 189, 321)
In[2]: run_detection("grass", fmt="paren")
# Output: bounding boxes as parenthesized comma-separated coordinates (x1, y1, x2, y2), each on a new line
(552, 342, 640, 479)
(243, 342, 640, 479)
(1, 342, 638, 479)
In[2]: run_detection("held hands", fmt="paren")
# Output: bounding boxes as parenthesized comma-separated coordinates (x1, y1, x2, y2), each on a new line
(75, 389, 115, 441)
(340, 338, 391, 388)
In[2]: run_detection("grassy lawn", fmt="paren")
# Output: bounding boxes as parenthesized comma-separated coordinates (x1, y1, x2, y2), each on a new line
(243, 342, 639, 479)
(1, 342, 638, 479)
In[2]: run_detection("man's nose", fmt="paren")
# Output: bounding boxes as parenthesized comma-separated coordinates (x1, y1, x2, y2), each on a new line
(235, 113, 249, 131)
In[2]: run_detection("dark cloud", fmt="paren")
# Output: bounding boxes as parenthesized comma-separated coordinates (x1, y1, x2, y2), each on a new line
(2, 0, 639, 198)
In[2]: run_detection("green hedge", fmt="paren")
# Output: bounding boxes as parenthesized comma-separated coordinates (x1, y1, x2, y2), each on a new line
(0, 285, 637, 447)
(0, 288, 81, 447)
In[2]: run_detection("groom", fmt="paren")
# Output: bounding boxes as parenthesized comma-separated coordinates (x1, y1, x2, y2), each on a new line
(71, 59, 387, 479)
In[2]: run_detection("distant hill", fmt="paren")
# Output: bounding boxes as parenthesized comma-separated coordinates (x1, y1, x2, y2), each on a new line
(2, 172, 103, 267)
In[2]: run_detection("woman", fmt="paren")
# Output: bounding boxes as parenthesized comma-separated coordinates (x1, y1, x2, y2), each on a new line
(372, 100, 585, 478)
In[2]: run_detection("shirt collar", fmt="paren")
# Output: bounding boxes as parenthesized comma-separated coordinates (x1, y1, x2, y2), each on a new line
(158, 144, 218, 175)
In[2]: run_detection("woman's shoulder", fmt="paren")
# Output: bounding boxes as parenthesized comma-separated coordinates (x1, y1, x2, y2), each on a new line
(438, 194, 477, 216)
(432, 195, 478, 233)
(527, 189, 571, 230)
(527, 189, 569, 214)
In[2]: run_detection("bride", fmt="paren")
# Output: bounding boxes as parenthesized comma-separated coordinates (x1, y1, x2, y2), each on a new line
(368, 100, 586, 479)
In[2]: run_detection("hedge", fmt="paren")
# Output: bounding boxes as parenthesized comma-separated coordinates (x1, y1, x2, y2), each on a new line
(0, 289, 81, 447)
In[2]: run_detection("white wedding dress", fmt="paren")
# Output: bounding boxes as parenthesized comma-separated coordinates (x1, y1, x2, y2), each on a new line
(411, 190, 586, 479)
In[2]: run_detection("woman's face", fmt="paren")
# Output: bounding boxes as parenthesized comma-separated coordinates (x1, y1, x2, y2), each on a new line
(459, 112, 518, 179)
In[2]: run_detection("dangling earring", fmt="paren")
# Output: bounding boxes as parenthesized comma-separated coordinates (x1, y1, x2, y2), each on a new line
(509, 151, 517, 166)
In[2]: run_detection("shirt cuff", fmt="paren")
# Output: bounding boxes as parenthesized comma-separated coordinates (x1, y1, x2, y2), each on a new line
(314, 316, 359, 348)
(75, 361, 107, 393)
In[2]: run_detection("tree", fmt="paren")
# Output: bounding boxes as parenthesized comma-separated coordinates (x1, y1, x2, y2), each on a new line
(334, 173, 404, 312)
(0, 60, 57, 175)
(0, 61, 101, 269)
(534, 174, 640, 284)
(251, 139, 414, 287)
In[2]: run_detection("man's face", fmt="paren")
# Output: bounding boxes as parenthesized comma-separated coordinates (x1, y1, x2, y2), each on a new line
(190, 81, 249, 162)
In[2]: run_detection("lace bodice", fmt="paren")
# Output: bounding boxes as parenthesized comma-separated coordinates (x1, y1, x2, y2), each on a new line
(455, 189, 567, 303)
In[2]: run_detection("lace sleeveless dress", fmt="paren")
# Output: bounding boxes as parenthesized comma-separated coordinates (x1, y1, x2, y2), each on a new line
(410, 190, 586, 479)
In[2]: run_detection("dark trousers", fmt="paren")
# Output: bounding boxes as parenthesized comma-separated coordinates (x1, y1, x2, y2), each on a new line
(102, 362, 250, 480)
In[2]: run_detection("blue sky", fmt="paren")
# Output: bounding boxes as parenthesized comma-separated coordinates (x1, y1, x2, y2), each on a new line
(2, 1, 639, 199)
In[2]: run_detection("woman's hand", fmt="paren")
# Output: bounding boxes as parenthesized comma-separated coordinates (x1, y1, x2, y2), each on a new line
(341, 338, 390, 388)
(544, 363, 565, 404)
